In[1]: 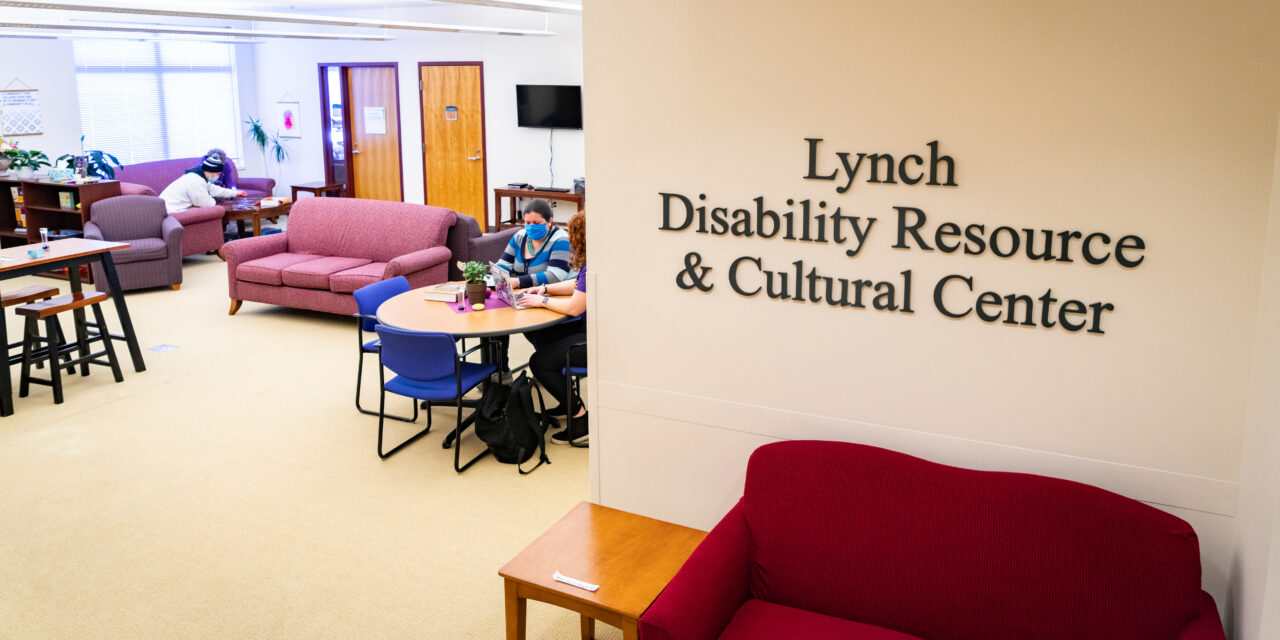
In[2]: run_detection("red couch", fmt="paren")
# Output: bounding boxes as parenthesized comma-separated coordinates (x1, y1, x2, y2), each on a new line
(222, 197, 454, 316)
(639, 441, 1225, 640)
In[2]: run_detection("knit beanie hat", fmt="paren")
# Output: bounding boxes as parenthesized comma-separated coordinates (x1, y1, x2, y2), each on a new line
(201, 154, 224, 174)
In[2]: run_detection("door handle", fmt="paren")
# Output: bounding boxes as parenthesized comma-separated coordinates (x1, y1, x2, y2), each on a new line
(467, 155, 481, 160)
(352, 149, 361, 154)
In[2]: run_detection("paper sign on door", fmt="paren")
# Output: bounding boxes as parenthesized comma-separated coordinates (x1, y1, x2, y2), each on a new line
(363, 106, 387, 134)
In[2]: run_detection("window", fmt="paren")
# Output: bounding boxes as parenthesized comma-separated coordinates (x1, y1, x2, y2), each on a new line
(73, 40, 243, 165)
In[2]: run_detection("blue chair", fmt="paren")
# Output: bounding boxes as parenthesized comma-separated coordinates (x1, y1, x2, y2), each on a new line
(375, 325, 497, 472)
(353, 277, 417, 423)
(563, 337, 588, 447)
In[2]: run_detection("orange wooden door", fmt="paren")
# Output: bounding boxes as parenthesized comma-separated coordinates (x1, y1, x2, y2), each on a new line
(346, 66, 402, 201)
(420, 64, 487, 230)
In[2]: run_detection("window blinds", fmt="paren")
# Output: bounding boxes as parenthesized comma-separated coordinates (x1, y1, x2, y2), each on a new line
(72, 40, 243, 166)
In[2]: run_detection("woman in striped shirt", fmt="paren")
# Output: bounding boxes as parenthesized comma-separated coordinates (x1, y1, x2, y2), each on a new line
(492, 199, 573, 371)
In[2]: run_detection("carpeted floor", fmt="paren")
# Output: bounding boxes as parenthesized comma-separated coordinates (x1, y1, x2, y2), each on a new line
(0, 254, 610, 639)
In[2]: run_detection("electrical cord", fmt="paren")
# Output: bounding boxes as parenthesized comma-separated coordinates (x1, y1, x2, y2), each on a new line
(549, 127, 555, 188)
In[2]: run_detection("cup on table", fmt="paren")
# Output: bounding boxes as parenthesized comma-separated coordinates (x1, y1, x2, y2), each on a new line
(39, 227, 49, 250)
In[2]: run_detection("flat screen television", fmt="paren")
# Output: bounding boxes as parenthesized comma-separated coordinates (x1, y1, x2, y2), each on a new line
(516, 84, 583, 129)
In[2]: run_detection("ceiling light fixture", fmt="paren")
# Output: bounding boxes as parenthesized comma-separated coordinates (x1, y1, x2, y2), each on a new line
(425, 0, 580, 16)
(0, 1, 556, 35)
(0, 21, 395, 40)
(0, 27, 264, 43)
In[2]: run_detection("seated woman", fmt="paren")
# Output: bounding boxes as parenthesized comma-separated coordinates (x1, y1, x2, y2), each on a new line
(205, 147, 237, 191)
(517, 210, 588, 445)
(492, 199, 573, 370)
(158, 154, 246, 213)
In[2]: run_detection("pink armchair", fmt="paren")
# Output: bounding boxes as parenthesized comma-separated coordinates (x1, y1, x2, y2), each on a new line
(640, 441, 1225, 640)
(222, 198, 455, 316)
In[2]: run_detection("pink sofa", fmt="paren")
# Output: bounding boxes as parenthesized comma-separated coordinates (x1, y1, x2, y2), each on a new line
(640, 441, 1225, 640)
(222, 198, 454, 316)
(116, 157, 276, 257)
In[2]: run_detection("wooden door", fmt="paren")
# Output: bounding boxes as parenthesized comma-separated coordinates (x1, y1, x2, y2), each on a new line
(346, 66, 403, 201)
(420, 63, 487, 230)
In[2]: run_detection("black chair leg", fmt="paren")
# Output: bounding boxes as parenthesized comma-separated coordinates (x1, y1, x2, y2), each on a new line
(375, 365, 430, 460)
(356, 350, 417, 422)
(72, 305, 90, 377)
(452, 394, 489, 473)
(44, 317, 63, 404)
(91, 304, 124, 383)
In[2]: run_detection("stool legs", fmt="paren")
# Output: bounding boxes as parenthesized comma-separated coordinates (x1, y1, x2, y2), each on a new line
(16, 301, 124, 405)
(19, 316, 36, 398)
(44, 317, 63, 404)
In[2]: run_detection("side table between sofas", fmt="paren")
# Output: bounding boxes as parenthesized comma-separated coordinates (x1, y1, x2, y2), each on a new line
(499, 501, 706, 640)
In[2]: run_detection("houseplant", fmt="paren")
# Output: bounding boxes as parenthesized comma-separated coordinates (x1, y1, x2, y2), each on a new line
(6, 147, 51, 178)
(244, 116, 290, 189)
(0, 135, 16, 173)
(56, 136, 123, 179)
(461, 260, 488, 305)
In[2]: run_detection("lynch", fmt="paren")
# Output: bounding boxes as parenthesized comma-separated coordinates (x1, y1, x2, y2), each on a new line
(804, 138, 958, 193)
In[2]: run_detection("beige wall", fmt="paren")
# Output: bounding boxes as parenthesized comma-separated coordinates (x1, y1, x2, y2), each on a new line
(584, 0, 1280, 624)
(1235, 116, 1280, 639)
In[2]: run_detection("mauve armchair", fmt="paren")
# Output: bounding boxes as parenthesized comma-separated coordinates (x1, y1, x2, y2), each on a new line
(84, 195, 184, 292)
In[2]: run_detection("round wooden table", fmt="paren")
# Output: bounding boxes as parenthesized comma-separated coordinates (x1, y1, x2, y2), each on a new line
(376, 288, 569, 337)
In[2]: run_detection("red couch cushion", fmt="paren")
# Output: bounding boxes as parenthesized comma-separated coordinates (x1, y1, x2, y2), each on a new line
(742, 441, 1203, 640)
(720, 600, 922, 640)
(329, 262, 389, 293)
(237, 252, 323, 286)
(281, 256, 372, 290)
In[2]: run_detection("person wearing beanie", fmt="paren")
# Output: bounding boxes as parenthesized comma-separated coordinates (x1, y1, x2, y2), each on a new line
(205, 147, 238, 190)
(158, 153, 247, 213)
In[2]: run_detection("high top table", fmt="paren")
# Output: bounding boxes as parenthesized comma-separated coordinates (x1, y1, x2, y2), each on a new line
(0, 238, 146, 416)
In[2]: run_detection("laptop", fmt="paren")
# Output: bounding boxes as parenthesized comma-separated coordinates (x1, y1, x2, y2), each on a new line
(489, 262, 530, 309)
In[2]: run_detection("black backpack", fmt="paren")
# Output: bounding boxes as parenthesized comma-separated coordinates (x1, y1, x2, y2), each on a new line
(475, 372, 552, 474)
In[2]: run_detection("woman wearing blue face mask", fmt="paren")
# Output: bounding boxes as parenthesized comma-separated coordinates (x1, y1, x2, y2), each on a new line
(491, 199, 573, 372)
(495, 199, 572, 290)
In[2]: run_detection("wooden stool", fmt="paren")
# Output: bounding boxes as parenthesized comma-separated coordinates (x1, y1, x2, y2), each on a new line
(16, 291, 123, 404)
(3, 285, 71, 371)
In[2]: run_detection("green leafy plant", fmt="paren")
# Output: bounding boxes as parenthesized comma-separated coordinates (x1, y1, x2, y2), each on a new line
(57, 136, 122, 179)
(461, 261, 487, 284)
(7, 148, 51, 170)
(245, 116, 290, 184)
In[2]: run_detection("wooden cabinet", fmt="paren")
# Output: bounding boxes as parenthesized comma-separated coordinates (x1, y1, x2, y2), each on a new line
(0, 178, 122, 248)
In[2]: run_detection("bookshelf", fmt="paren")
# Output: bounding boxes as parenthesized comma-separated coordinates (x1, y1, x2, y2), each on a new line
(0, 177, 122, 248)
(0, 178, 123, 281)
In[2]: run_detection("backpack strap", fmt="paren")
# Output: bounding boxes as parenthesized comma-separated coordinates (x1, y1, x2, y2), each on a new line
(515, 372, 551, 475)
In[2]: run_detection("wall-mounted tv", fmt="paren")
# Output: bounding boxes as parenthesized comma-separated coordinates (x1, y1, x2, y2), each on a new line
(516, 84, 583, 129)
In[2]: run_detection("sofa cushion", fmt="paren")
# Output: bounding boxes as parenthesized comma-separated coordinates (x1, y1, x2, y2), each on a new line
(237, 252, 324, 286)
(741, 442, 1204, 640)
(720, 600, 922, 640)
(111, 237, 168, 264)
(281, 256, 373, 290)
(329, 262, 389, 294)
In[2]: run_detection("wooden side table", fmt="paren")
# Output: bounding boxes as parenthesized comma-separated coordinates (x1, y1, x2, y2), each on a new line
(492, 187, 584, 232)
(499, 501, 706, 640)
(290, 181, 346, 201)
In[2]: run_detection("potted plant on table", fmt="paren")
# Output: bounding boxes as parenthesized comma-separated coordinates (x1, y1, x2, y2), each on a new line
(461, 260, 488, 306)
(0, 135, 17, 174)
(56, 136, 123, 179)
(6, 147, 51, 179)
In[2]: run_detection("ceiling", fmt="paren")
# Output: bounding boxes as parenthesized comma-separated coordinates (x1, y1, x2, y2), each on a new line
(0, 0, 582, 41)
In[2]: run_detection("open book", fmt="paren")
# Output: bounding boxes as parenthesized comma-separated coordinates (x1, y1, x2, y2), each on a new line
(423, 281, 465, 303)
